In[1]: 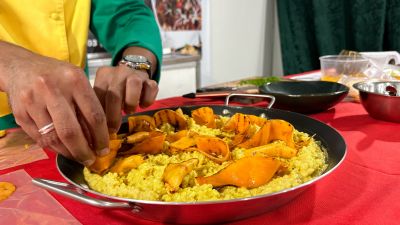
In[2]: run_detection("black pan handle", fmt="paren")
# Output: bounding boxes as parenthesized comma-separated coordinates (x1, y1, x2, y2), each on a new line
(224, 93, 276, 108)
(32, 178, 134, 210)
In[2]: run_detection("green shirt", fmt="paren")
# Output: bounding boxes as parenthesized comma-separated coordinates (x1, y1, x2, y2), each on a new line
(90, 0, 162, 81)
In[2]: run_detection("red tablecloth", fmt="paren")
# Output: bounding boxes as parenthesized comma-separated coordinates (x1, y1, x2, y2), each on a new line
(1, 96, 400, 225)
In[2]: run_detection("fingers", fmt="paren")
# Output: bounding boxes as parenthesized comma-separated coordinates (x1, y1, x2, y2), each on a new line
(94, 66, 113, 109)
(76, 109, 94, 149)
(73, 73, 109, 156)
(25, 99, 53, 137)
(139, 79, 159, 108)
(39, 77, 96, 166)
(14, 89, 74, 160)
(105, 72, 125, 133)
(26, 104, 72, 158)
(14, 109, 42, 142)
(125, 70, 158, 110)
(38, 130, 73, 159)
(124, 73, 144, 114)
(12, 90, 42, 142)
(94, 66, 159, 134)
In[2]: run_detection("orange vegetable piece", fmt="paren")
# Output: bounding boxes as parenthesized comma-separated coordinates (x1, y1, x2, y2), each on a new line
(170, 136, 196, 151)
(128, 115, 156, 133)
(230, 133, 246, 148)
(166, 130, 189, 143)
(191, 107, 216, 128)
(243, 142, 297, 158)
(247, 115, 267, 127)
(269, 120, 295, 148)
(109, 155, 144, 174)
(153, 109, 188, 130)
(122, 131, 166, 155)
(117, 133, 128, 139)
(196, 157, 281, 188)
(163, 158, 199, 192)
(238, 121, 272, 148)
(89, 139, 122, 174)
(194, 136, 230, 163)
(0, 182, 16, 202)
(175, 108, 185, 117)
(230, 125, 258, 148)
(238, 120, 295, 149)
(126, 131, 150, 144)
(222, 113, 251, 134)
(109, 132, 118, 140)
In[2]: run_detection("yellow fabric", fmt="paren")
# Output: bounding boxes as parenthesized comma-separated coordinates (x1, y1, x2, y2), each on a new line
(0, 0, 91, 118)
(0, 93, 10, 117)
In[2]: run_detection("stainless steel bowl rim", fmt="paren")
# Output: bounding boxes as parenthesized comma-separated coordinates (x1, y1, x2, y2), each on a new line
(353, 81, 400, 98)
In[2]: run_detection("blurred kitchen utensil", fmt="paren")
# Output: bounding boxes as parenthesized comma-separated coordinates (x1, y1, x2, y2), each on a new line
(196, 86, 240, 93)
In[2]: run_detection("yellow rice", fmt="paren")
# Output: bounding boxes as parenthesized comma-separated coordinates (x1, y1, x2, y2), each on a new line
(83, 117, 327, 202)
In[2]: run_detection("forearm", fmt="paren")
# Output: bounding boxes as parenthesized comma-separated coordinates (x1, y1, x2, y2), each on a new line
(0, 41, 34, 92)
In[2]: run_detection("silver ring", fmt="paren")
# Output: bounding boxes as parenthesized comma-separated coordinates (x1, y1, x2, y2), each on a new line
(38, 123, 55, 135)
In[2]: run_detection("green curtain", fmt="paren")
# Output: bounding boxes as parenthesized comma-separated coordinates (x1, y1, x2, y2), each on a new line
(277, 0, 400, 75)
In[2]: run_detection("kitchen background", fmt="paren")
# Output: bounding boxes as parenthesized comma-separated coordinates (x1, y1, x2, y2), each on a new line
(87, 0, 282, 99)
(87, 0, 400, 99)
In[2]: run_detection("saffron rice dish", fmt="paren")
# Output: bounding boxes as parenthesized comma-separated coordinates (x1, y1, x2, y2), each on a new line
(83, 107, 327, 202)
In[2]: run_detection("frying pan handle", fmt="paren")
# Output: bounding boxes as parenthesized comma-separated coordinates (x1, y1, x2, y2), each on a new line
(225, 93, 276, 108)
(32, 178, 132, 209)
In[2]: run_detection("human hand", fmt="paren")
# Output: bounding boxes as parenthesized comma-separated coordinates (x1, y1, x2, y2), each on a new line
(1, 47, 109, 166)
(93, 65, 159, 134)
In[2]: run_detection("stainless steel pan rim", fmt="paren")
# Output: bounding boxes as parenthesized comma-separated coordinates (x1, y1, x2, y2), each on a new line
(54, 147, 346, 206)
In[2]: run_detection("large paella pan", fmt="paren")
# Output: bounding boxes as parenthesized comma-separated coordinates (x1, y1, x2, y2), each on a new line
(33, 94, 346, 224)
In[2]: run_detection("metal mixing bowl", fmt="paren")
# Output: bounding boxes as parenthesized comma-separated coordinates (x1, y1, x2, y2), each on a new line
(353, 81, 400, 123)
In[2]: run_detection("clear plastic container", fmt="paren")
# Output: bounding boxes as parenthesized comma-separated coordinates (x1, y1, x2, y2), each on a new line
(319, 55, 370, 82)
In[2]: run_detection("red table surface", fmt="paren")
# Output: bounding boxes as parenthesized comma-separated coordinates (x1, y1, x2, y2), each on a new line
(1, 95, 400, 225)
